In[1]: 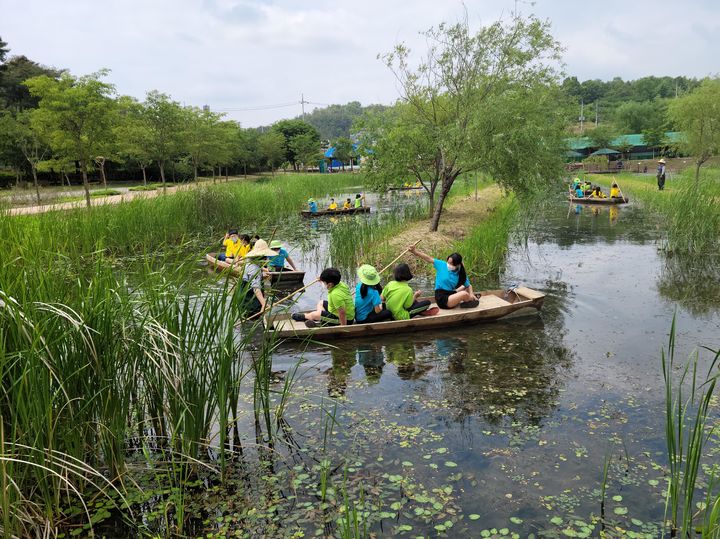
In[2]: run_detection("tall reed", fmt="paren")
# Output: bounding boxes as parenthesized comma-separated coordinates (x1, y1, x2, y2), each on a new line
(453, 195, 519, 282)
(662, 316, 720, 537)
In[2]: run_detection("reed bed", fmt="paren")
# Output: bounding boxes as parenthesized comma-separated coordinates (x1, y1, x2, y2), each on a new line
(0, 173, 365, 535)
(0, 172, 364, 263)
(592, 167, 720, 255)
(661, 317, 720, 537)
(327, 200, 429, 272)
(453, 195, 519, 284)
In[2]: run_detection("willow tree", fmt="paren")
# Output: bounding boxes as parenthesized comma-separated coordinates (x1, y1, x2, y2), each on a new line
(369, 15, 567, 231)
(668, 78, 720, 186)
(25, 71, 116, 207)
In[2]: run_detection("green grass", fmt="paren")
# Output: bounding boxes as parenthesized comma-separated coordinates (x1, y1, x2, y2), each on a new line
(589, 167, 720, 254)
(0, 172, 366, 535)
(453, 195, 519, 285)
(328, 200, 429, 273)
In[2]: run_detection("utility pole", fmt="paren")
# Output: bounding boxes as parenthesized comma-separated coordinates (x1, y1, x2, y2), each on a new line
(300, 93, 308, 120)
(579, 99, 585, 133)
(595, 101, 598, 126)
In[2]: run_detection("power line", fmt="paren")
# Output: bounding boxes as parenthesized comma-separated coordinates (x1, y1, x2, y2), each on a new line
(213, 96, 329, 114)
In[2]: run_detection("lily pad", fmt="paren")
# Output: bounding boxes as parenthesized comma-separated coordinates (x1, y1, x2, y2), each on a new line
(614, 506, 628, 515)
(469, 514, 481, 521)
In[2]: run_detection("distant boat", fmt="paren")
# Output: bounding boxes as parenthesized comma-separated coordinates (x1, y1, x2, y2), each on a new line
(269, 287, 545, 340)
(300, 207, 371, 218)
(205, 253, 305, 285)
(567, 196, 629, 205)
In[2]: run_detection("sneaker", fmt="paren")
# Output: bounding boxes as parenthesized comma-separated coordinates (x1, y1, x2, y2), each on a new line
(291, 313, 306, 322)
(459, 299, 479, 309)
(305, 320, 317, 328)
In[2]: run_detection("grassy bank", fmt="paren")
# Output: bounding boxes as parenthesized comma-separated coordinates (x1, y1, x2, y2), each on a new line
(1, 173, 364, 265)
(589, 167, 720, 254)
(342, 183, 516, 286)
(0, 172, 369, 535)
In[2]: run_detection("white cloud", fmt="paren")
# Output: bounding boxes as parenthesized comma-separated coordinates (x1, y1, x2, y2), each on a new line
(2, 0, 718, 126)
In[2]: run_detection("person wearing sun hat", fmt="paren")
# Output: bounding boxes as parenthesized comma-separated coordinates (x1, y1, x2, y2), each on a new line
(267, 240, 298, 272)
(354, 264, 392, 324)
(657, 158, 667, 191)
(307, 198, 318, 213)
(238, 239, 276, 316)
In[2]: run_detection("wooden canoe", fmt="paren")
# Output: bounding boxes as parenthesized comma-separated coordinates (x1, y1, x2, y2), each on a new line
(301, 207, 371, 218)
(567, 196, 629, 205)
(205, 253, 305, 285)
(387, 186, 423, 191)
(269, 287, 545, 340)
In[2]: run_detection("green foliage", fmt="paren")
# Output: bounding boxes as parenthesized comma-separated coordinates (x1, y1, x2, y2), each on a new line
(25, 70, 117, 205)
(333, 137, 354, 169)
(369, 14, 566, 231)
(144, 90, 186, 186)
(270, 119, 320, 170)
(452, 196, 519, 283)
(301, 101, 387, 140)
(114, 95, 154, 183)
(587, 123, 618, 149)
(613, 99, 667, 133)
(288, 131, 322, 170)
(668, 78, 720, 183)
(257, 131, 285, 173)
(0, 54, 62, 110)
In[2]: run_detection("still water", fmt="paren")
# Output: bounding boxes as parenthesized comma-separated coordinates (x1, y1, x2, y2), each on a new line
(259, 198, 720, 537)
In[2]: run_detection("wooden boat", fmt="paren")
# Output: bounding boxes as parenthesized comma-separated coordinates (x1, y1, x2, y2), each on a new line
(301, 207, 371, 218)
(269, 287, 545, 340)
(567, 196, 629, 205)
(205, 253, 305, 285)
(388, 186, 423, 191)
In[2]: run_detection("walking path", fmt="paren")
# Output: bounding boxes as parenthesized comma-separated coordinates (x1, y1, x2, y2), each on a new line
(5, 178, 247, 216)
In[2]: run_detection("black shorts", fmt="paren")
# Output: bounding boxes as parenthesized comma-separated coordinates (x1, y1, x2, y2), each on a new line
(435, 289, 454, 309)
(320, 300, 354, 326)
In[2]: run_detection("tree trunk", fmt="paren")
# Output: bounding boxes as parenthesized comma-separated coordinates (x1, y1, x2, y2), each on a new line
(101, 164, 107, 189)
(80, 159, 91, 207)
(350, 158, 354, 172)
(429, 181, 451, 232)
(159, 162, 167, 193)
(244, 163, 247, 179)
(212, 167, 216, 184)
(193, 163, 198, 183)
(141, 166, 147, 186)
(225, 166, 228, 182)
(32, 165, 40, 205)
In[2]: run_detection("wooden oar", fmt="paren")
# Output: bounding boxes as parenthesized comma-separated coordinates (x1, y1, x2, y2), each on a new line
(243, 278, 320, 323)
(378, 239, 422, 275)
(614, 176, 628, 202)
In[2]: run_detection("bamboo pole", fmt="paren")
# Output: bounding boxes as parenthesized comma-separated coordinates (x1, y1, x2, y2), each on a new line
(243, 278, 320, 322)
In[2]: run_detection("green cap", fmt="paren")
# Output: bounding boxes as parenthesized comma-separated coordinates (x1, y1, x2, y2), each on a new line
(357, 264, 381, 286)
(269, 240, 283, 249)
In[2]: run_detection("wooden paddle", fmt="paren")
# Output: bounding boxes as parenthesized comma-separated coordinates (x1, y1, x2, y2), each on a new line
(243, 278, 320, 323)
(378, 239, 422, 275)
(614, 177, 628, 202)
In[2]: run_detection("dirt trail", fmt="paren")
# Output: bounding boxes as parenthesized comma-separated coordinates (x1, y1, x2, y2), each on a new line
(367, 184, 504, 270)
(4, 179, 245, 216)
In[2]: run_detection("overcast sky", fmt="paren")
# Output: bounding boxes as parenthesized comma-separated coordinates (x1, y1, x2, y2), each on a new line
(2, 0, 718, 127)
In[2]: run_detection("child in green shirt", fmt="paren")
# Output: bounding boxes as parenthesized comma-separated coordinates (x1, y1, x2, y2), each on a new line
(382, 263, 430, 320)
(292, 268, 355, 327)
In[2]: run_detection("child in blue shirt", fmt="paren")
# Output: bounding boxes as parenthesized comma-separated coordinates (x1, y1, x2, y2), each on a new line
(354, 264, 392, 323)
(407, 246, 479, 309)
(267, 240, 298, 272)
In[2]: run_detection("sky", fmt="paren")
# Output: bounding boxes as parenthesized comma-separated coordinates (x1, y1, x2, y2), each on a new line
(2, 0, 718, 127)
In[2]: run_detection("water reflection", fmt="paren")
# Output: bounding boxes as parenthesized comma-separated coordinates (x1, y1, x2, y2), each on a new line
(658, 253, 720, 316)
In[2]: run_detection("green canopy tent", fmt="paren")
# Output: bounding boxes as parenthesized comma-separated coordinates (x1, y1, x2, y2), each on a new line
(589, 148, 620, 156)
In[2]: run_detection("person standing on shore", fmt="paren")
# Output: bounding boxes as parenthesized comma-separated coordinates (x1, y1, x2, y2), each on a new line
(657, 159, 667, 191)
